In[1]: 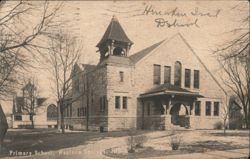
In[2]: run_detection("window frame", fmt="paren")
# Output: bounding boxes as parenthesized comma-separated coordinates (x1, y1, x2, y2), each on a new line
(194, 101, 201, 116)
(214, 102, 220, 116)
(164, 66, 171, 84)
(174, 61, 182, 87)
(115, 96, 120, 109)
(147, 103, 150, 116)
(122, 96, 128, 109)
(205, 101, 211, 116)
(153, 64, 161, 85)
(14, 115, 22, 121)
(119, 71, 124, 82)
(185, 69, 191, 88)
(194, 70, 200, 89)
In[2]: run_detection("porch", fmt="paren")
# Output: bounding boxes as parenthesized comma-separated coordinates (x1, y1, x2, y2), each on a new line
(139, 84, 203, 130)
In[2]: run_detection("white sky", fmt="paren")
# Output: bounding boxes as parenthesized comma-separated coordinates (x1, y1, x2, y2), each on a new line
(1, 1, 249, 113)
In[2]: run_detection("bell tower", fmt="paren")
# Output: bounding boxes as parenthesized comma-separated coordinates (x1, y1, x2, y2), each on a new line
(96, 16, 133, 62)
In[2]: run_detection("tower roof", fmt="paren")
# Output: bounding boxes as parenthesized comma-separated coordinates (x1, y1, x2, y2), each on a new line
(22, 81, 36, 91)
(96, 16, 133, 47)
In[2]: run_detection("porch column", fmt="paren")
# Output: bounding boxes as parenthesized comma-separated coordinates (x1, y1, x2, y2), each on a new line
(165, 100, 173, 129)
(141, 100, 145, 129)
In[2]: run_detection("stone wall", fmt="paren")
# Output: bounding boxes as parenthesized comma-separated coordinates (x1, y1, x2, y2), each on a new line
(106, 63, 137, 130)
(132, 34, 226, 130)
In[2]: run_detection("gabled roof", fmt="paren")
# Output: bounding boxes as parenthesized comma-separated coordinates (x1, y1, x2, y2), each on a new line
(140, 83, 203, 98)
(13, 96, 47, 113)
(82, 64, 97, 72)
(96, 16, 133, 47)
(37, 98, 47, 106)
(129, 40, 164, 63)
(130, 33, 226, 95)
(22, 81, 36, 91)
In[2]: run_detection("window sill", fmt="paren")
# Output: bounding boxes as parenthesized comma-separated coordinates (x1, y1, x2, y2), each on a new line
(114, 109, 128, 112)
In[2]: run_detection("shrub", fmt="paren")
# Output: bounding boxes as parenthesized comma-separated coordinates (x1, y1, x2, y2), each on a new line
(69, 125, 74, 130)
(134, 135, 148, 148)
(214, 121, 223, 130)
(169, 134, 182, 150)
(127, 130, 136, 153)
(229, 120, 242, 130)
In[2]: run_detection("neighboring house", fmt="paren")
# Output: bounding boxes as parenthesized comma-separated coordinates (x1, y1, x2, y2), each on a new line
(12, 82, 57, 128)
(5, 113, 12, 128)
(64, 16, 227, 131)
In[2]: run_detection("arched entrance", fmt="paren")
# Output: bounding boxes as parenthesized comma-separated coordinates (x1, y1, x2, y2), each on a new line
(170, 103, 190, 127)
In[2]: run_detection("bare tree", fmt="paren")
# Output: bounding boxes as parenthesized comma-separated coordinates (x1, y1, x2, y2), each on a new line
(45, 31, 81, 133)
(215, 3, 249, 129)
(220, 95, 229, 134)
(19, 77, 39, 129)
(0, 0, 62, 150)
(0, 103, 8, 152)
(0, 0, 62, 100)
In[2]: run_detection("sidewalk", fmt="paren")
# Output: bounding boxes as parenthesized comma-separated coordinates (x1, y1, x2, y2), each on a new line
(146, 148, 249, 159)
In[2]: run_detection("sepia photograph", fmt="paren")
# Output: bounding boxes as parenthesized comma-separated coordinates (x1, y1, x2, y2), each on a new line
(0, 0, 249, 159)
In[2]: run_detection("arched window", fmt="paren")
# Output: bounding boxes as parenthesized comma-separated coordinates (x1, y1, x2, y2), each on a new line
(113, 47, 124, 56)
(174, 61, 182, 87)
(47, 104, 57, 120)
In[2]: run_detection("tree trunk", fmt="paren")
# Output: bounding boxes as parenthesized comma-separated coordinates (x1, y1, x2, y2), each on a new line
(30, 114, 34, 129)
(223, 119, 226, 135)
(243, 107, 249, 129)
(60, 102, 65, 134)
(0, 104, 8, 152)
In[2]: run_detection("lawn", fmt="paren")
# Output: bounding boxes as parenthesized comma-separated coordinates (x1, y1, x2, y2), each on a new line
(0, 129, 249, 159)
(103, 130, 250, 159)
(0, 128, 148, 158)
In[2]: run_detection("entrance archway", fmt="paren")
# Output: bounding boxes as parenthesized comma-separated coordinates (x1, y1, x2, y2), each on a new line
(170, 103, 190, 127)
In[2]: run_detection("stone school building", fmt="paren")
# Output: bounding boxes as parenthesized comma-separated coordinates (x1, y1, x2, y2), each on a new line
(64, 16, 226, 131)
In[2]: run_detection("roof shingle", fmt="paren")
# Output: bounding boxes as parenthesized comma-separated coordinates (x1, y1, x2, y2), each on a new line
(129, 40, 164, 63)
(96, 16, 133, 47)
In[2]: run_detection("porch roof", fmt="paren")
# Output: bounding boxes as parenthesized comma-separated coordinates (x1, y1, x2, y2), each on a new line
(139, 83, 203, 98)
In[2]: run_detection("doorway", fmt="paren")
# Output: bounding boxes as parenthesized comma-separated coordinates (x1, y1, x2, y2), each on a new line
(170, 103, 190, 127)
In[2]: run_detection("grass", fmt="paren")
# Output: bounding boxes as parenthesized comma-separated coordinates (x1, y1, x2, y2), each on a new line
(104, 141, 248, 159)
(0, 128, 150, 158)
(1, 129, 249, 158)
(211, 132, 249, 137)
(103, 131, 249, 159)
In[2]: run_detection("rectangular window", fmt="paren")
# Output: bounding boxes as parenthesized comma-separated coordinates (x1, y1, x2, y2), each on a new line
(205, 101, 211, 116)
(115, 96, 120, 109)
(67, 106, 69, 117)
(164, 66, 171, 84)
(14, 115, 22, 121)
(194, 101, 201, 116)
(214, 102, 219, 116)
(70, 105, 72, 117)
(194, 70, 200, 89)
(77, 108, 80, 117)
(153, 64, 161, 85)
(185, 69, 191, 88)
(84, 107, 87, 116)
(123, 96, 127, 109)
(147, 103, 150, 116)
(103, 95, 106, 111)
(100, 96, 106, 112)
(65, 107, 67, 117)
(100, 97, 103, 112)
(119, 71, 124, 82)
